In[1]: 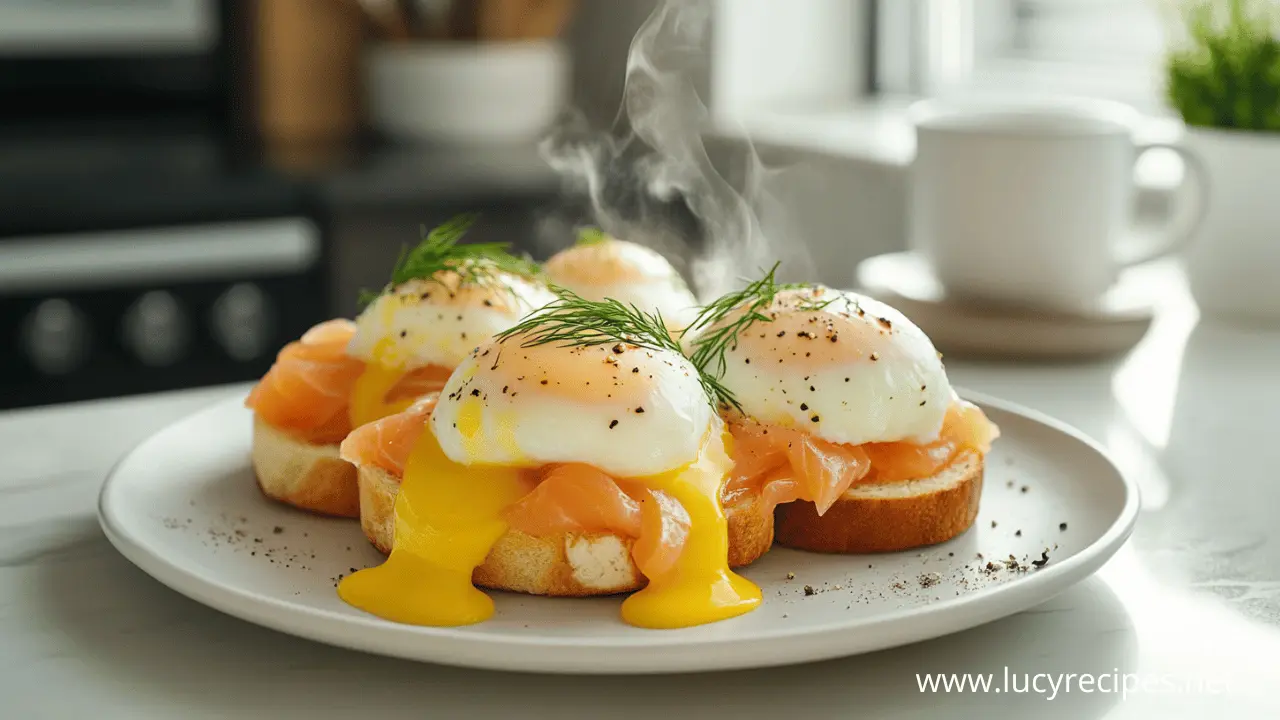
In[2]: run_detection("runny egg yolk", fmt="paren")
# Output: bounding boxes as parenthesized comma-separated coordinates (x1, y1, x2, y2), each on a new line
(348, 360, 414, 429)
(620, 430, 761, 628)
(338, 420, 534, 625)
(348, 298, 421, 428)
(339, 397, 762, 628)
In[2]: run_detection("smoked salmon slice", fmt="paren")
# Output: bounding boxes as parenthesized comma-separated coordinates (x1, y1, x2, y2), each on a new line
(340, 402, 693, 579)
(625, 486, 691, 580)
(862, 401, 998, 484)
(246, 319, 365, 444)
(340, 395, 438, 476)
(726, 400, 999, 515)
(501, 468, 689, 582)
(725, 423, 871, 515)
(502, 464, 644, 538)
(388, 365, 453, 402)
(246, 319, 453, 445)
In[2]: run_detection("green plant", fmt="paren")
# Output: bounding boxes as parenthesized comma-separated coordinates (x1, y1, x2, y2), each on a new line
(1166, 0, 1280, 131)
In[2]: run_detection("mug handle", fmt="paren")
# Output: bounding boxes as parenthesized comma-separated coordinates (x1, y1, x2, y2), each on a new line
(1118, 142, 1210, 267)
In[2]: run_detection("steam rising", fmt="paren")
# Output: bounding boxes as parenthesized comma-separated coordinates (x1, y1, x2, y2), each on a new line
(540, 0, 811, 299)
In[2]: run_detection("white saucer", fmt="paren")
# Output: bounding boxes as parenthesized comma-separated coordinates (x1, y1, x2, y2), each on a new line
(98, 393, 1137, 674)
(856, 252, 1156, 359)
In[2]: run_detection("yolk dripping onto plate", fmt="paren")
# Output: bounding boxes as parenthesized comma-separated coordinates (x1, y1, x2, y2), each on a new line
(337, 415, 534, 625)
(339, 399, 762, 628)
(620, 430, 761, 628)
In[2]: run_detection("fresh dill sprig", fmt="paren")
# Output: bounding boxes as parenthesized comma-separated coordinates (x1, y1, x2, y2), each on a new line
(795, 294, 837, 313)
(389, 213, 543, 286)
(576, 226, 611, 246)
(495, 286, 740, 410)
(358, 213, 543, 307)
(681, 262, 792, 382)
(681, 264, 840, 385)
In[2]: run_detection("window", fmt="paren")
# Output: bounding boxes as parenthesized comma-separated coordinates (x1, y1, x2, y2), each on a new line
(711, 0, 868, 115)
(709, 0, 1183, 179)
(875, 0, 1172, 112)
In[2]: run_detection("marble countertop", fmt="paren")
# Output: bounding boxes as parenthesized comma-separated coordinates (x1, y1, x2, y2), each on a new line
(3, 270, 1278, 719)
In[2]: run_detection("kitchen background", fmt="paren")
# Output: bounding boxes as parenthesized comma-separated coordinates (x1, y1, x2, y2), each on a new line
(0, 0, 656, 409)
(2, 0, 1270, 409)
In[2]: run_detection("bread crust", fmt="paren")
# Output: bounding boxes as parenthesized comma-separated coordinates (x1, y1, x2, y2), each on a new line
(356, 464, 774, 597)
(773, 450, 984, 553)
(251, 416, 360, 518)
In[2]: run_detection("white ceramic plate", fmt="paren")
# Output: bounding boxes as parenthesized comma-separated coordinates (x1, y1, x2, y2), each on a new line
(98, 391, 1137, 674)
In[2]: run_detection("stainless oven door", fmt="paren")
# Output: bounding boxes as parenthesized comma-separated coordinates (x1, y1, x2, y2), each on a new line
(0, 0, 216, 55)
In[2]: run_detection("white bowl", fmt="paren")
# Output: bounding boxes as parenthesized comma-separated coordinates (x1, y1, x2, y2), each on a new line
(366, 40, 568, 144)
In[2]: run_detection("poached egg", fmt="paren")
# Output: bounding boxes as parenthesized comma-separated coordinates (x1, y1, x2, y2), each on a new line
(693, 285, 952, 446)
(339, 331, 761, 629)
(544, 236, 699, 329)
(431, 339, 713, 476)
(345, 271, 555, 428)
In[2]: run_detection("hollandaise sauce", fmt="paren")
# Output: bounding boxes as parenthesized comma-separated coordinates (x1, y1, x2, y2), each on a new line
(340, 415, 762, 629)
(621, 432, 762, 629)
(338, 427, 534, 626)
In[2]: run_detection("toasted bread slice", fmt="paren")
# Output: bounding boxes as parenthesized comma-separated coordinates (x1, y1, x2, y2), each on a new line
(773, 450, 983, 553)
(251, 415, 359, 518)
(357, 464, 774, 597)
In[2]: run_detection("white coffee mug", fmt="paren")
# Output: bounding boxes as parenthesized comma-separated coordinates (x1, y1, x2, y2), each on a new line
(908, 98, 1207, 311)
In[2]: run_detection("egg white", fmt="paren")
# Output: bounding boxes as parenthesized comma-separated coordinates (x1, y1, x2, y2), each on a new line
(430, 337, 716, 477)
(545, 238, 699, 328)
(698, 286, 952, 446)
(348, 274, 555, 370)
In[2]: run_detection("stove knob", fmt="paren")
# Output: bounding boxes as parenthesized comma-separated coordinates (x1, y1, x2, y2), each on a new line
(21, 298, 91, 375)
(123, 291, 189, 367)
(211, 283, 274, 361)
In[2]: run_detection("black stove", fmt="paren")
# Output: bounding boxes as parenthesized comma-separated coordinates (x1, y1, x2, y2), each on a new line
(0, 1, 567, 410)
(0, 127, 307, 233)
(0, 0, 333, 409)
(0, 125, 330, 410)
